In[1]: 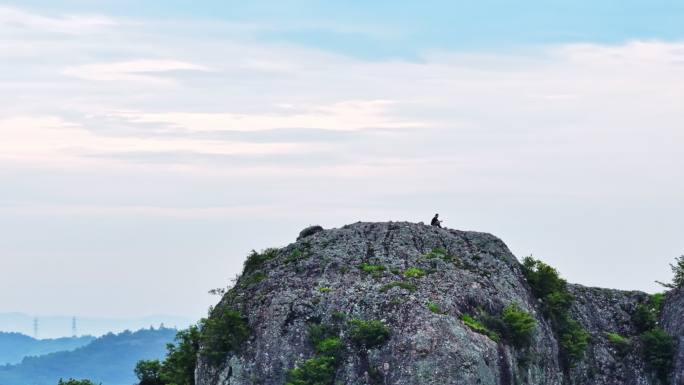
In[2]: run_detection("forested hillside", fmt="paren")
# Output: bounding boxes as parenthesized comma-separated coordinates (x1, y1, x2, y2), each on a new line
(0, 332, 94, 365)
(0, 327, 176, 385)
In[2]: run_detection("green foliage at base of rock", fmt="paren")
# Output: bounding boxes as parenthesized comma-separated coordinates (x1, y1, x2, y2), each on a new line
(159, 326, 201, 385)
(641, 328, 674, 384)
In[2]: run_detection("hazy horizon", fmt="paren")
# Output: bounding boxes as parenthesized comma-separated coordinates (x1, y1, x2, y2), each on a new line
(1, 1, 683, 320)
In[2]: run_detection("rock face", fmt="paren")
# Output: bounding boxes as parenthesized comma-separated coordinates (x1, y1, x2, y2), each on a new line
(662, 288, 684, 385)
(196, 222, 682, 385)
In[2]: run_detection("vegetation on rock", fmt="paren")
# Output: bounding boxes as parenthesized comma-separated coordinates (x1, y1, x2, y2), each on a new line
(379, 281, 416, 293)
(521, 257, 589, 366)
(285, 356, 337, 385)
(641, 328, 674, 383)
(244, 248, 278, 274)
(499, 305, 537, 348)
(403, 267, 426, 278)
(348, 319, 391, 349)
(427, 302, 443, 314)
(605, 332, 631, 356)
(633, 294, 665, 333)
(460, 314, 500, 342)
(462, 305, 536, 349)
(200, 308, 250, 365)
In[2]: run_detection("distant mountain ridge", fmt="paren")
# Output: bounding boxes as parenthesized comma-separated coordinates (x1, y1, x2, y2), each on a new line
(0, 327, 177, 385)
(0, 313, 192, 338)
(0, 332, 94, 365)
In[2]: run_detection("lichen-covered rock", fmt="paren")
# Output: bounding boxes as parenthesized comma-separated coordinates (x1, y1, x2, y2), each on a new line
(662, 288, 684, 385)
(568, 285, 652, 385)
(195, 222, 678, 385)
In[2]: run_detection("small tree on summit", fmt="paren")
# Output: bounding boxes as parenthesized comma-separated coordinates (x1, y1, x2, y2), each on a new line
(656, 255, 684, 290)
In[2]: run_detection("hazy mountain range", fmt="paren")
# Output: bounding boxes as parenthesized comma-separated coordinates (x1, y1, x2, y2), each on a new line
(0, 332, 94, 365)
(0, 313, 192, 339)
(0, 327, 177, 385)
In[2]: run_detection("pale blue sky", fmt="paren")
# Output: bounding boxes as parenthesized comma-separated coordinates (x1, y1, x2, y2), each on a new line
(1, 1, 684, 325)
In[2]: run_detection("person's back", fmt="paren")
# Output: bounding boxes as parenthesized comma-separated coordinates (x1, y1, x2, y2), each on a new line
(431, 213, 442, 228)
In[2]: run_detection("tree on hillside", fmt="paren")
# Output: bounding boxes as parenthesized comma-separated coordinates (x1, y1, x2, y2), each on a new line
(657, 255, 684, 289)
(57, 379, 100, 385)
(135, 360, 164, 385)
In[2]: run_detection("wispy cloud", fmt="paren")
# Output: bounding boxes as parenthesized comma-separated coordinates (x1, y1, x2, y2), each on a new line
(63, 60, 210, 83)
(111, 100, 422, 132)
(0, 116, 310, 166)
(0, 6, 117, 33)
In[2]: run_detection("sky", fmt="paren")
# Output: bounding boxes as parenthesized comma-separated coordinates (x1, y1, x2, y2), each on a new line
(1, 1, 684, 325)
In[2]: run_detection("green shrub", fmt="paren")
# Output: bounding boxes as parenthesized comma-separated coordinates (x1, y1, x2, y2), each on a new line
(285, 356, 337, 385)
(200, 308, 250, 365)
(380, 281, 417, 293)
(318, 287, 332, 293)
(243, 248, 278, 273)
(633, 304, 658, 333)
(359, 264, 386, 274)
(135, 360, 164, 385)
(427, 302, 442, 314)
(460, 314, 500, 342)
(641, 328, 674, 383)
(521, 257, 568, 302)
(242, 271, 266, 286)
(160, 325, 201, 385)
(404, 267, 426, 278)
(606, 332, 631, 356)
(424, 247, 452, 260)
(315, 337, 343, 358)
(557, 317, 589, 365)
(500, 304, 536, 349)
(308, 324, 338, 347)
(651, 293, 666, 311)
(285, 248, 309, 264)
(521, 257, 588, 365)
(348, 319, 391, 348)
(633, 294, 664, 333)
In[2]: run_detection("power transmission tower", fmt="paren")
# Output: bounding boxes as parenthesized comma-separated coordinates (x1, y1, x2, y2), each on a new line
(33, 317, 39, 339)
(72, 316, 77, 337)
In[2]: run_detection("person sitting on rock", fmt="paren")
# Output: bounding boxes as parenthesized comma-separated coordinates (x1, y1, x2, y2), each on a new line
(431, 213, 442, 228)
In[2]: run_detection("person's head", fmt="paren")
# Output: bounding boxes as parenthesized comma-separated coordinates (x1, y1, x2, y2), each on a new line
(434, 213, 439, 217)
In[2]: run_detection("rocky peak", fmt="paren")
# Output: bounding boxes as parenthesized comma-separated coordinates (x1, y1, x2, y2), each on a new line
(196, 222, 682, 385)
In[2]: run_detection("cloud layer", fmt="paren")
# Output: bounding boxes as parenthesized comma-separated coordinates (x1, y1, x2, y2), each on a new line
(1, 6, 683, 319)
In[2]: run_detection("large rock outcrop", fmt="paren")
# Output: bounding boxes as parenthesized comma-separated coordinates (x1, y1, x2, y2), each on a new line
(196, 222, 682, 385)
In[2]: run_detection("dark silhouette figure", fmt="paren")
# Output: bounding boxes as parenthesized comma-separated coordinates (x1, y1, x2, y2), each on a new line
(431, 213, 442, 228)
